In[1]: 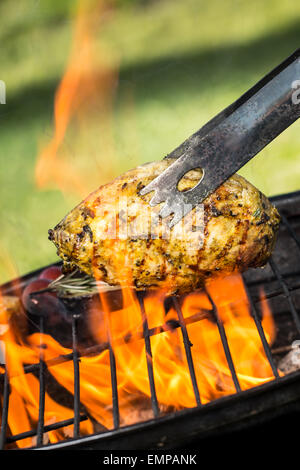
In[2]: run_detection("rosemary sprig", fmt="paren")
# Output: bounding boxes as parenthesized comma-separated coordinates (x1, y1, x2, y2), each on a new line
(31, 270, 127, 299)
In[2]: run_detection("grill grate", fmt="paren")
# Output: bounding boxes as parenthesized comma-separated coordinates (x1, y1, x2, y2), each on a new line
(1, 191, 300, 449)
(243, 280, 279, 378)
(173, 296, 202, 406)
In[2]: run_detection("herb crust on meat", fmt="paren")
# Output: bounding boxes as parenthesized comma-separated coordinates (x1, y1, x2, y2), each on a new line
(48, 159, 280, 294)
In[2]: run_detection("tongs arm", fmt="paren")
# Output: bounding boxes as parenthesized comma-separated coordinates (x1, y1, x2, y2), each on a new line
(140, 49, 300, 227)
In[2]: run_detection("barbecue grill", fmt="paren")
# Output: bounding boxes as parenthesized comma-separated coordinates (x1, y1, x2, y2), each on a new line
(1, 189, 300, 450)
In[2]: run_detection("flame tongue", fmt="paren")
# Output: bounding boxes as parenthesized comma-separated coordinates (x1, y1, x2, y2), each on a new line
(1, 270, 277, 448)
(35, 0, 118, 198)
(90, 272, 276, 417)
(1, 0, 279, 449)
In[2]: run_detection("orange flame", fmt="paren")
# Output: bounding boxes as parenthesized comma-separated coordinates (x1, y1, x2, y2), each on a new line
(35, 0, 118, 198)
(0, 273, 279, 448)
(0, 0, 282, 450)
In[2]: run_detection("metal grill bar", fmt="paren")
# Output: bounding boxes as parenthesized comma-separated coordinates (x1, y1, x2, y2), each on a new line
(281, 213, 300, 251)
(246, 269, 300, 288)
(101, 295, 120, 430)
(172, 297, 202, 406)
(109, 344, 119, 429)
(243, 278, 279, 378)
(206, 290, 241, 393)
(137, 293, 160, 418)
(272, 206, 300, 333)
(0, 366, 10, 450)
(72, 314, 81, 439)
(36, 316, 46, 446)
(252, 281, 300, 302)
(268, 256, 300, 334)
(1, 198, 300, 448)
(2, 280, 295, 384)
(105, 322, 120, 431)
(5, 415, 88, 445)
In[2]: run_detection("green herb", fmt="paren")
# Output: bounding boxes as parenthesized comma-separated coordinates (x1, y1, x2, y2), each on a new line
(253, 208, 261, 218)
(46, 270, 130, 298)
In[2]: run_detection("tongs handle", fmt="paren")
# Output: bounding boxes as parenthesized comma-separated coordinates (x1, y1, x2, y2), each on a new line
(140, 49, 300, 227)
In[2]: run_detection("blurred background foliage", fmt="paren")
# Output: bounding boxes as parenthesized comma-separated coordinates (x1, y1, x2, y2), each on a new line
(0, 0, 299, 282)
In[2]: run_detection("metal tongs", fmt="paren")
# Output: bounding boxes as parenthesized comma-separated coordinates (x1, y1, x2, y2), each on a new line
(140, 49, 300, 227)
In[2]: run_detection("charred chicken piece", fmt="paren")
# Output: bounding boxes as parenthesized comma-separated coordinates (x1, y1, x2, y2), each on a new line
(48, 159, 280, 295)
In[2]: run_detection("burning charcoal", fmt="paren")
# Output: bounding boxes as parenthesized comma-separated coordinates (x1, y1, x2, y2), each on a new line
(278, 341, 300, 374)
(118, 396, 175, 427)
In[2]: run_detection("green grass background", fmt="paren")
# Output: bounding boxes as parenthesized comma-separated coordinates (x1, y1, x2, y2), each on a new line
(0, 0, 299, 283)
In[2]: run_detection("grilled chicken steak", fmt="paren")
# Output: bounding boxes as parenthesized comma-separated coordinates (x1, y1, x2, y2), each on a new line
(48, 159, 280, 294)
